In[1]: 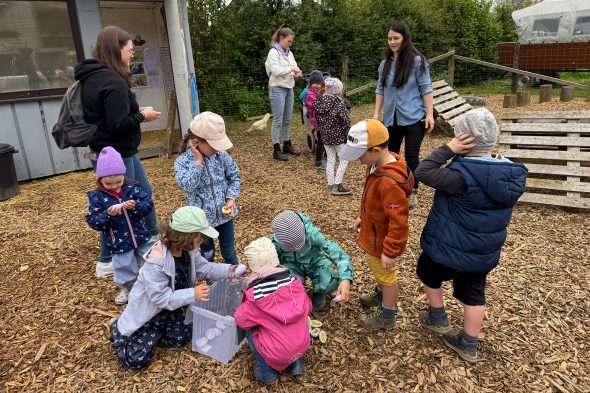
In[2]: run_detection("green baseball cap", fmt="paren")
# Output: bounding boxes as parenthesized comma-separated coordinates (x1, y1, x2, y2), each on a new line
(169, 206, 219, 238)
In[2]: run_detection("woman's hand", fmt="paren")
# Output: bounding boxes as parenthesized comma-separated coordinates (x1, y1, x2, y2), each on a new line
(447, 133, 477, 155)
(424, 113, 435, 133)
(334, 279, 351, 303)
(141, 108, 161, 122)
(194, 283, 210, 301)
(191, 140, 204, 166)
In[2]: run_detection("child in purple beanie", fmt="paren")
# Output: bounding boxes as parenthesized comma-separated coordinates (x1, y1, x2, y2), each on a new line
(86, 146, 155, 305)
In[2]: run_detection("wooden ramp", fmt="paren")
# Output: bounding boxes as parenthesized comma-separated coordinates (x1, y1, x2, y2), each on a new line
(432, 80, 472, 128)
(499, 111, 590, 209)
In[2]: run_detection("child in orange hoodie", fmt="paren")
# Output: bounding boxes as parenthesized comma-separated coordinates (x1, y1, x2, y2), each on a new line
(339, 119, 414, 330)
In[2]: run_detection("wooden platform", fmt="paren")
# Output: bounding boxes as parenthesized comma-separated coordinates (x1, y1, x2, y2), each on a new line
(499, 111, 590, 209)
(432, 80, 473, 129)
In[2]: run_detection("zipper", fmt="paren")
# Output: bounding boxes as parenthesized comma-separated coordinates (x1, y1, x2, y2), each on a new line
(372, 223, 377, 251)
(204, 158, 220, 223)
(100, 186, 137, 249)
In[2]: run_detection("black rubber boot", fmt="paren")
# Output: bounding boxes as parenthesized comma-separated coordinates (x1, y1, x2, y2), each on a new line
(273, 143, 288, 161)
(283, 140, 300, 156)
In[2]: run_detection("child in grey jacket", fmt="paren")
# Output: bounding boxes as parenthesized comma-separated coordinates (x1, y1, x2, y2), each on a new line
(110, 206, 240, 368)
(174, 112, 241, 265)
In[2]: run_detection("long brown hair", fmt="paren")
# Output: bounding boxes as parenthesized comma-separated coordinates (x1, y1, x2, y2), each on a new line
(270, 25, 294, 47)
(93, 25, 134, 87)
(160, 221, 206, 255)
(380, 22, 426, 88)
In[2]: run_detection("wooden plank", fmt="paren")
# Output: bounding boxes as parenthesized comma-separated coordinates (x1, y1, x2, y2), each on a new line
(519, 163, 590, 177)
(526, 178, 590, 193)
(427, 50, 456, 64)
(503, 149, 590, 161)
(441, 104, 472, 120)
(498, 136, 590, 147)
(500, 123, 590, 134)
(164, 91, 177, 158)
(453, 55, 589, 89)
(436, 97, 468, 113)
(345, 82, 376, 97)
(519, 193, 590, 209)
(502, 111, 590, 120)
(432, 80, 448, 89)
(433, 91, 459, 105)
(433, 86, 453, 97)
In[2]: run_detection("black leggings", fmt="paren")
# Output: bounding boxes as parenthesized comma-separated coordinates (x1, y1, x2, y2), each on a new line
(315, 131, 325, 163)
(387, 119, 425, 190)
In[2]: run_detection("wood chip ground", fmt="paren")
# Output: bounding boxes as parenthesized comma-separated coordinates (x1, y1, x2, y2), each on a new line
(1, 95, 589, 392)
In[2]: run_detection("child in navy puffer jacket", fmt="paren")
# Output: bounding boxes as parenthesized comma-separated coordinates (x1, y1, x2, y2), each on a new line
(86, 147, 154, 304)
(174, 112, 241, 265)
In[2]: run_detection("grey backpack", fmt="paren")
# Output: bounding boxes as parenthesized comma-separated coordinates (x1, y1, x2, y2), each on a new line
(51, 78, 97, 149)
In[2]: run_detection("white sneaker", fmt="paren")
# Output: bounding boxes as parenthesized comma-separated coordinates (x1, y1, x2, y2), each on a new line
(95, 261, 114, 278)
(114, 288, 129, 305)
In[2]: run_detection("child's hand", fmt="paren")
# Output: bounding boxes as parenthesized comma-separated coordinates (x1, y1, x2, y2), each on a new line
(194, 283, 210, 301)
(191, 140, 204, 166)
(334, 279, 350, 303)
(447, 133, 477, 155)
(123, 200, 136, 210)
(107, 205, 121, 216)
(354, 217, 361, 233)
(222, 199, 235, 218)
(381, 254, 396, 270)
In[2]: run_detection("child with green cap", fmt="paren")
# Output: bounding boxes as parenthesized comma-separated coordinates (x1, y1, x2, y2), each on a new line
(109, 206, 242, 368)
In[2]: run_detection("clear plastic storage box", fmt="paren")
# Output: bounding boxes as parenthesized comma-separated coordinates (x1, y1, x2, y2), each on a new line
(190, 279, 246, 364)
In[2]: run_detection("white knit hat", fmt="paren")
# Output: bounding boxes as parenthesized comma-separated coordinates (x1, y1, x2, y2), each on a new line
(243, 237, 280, 273)
(272, 210, 306, 252)
(453, 108, 498, 153)
(324, 77, 343, 95)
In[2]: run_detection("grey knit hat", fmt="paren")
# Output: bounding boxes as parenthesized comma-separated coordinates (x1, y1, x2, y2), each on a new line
(308, 70, 324, 86)
(271, 210, 306, 252)
(453, 108, 498, 153)
(324, 77, 343, 95)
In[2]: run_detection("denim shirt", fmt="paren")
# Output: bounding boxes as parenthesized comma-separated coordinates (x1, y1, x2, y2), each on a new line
(376, 55, 433, 127)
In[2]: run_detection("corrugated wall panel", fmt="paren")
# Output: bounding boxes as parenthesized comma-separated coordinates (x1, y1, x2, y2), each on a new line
(0, 103, 29, 181)
(13, 102, 54, 178)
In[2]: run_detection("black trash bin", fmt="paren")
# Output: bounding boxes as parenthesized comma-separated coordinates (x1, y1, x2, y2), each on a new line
(0, 143, 19, 201)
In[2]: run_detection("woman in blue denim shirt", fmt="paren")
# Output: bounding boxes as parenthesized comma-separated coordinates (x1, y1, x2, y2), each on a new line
(373, 22, 434, 209)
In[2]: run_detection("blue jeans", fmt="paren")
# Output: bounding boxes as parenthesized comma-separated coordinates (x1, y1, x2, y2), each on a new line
(269, 86, 294, 144)
(90, 153, 159, 263)
(200, 219, 238, 265)
(246, 329, 278, 383)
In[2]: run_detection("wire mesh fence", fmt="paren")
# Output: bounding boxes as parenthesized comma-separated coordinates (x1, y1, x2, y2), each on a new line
(194, 43, 590, 120)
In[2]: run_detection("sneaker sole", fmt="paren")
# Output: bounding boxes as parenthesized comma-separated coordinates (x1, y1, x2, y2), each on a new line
(442, 337, 477, 364)
(331, 191, 352, 196)
(96, 272, 114, 278)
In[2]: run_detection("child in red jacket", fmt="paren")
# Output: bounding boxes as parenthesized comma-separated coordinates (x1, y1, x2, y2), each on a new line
(234, 237, 312, 385)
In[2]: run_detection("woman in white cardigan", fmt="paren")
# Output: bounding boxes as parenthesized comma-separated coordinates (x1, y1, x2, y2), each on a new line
(265, 25, 303, 161)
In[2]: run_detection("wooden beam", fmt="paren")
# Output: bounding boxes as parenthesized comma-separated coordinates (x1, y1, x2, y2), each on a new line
(433, 91, 459, 105)
(526, 178, 590, 193)
(447, 55, 455, 87)
(519, 193, 590, 209)
(498, 135, 590, 147)
(345, 82, 376, 97)
(502, 111, 590, 120)
(518, 163, 590, 177)
(164, 90, 178, 158)
(432, 80, 449, 90)
(500, 123, 590, 134)
(441, 104, 472, 120)
(503, 149, 590, 161)
(453, 55, 589, 89)
(428, 50, 456, 64)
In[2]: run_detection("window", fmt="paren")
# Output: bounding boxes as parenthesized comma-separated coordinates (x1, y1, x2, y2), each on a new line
(531, 18, 560, 37)
(0, 0, 82, 98)
(574, 16, 590, 35)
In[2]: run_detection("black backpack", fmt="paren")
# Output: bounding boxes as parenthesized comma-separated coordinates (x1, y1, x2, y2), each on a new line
(51, 78, 97, 149)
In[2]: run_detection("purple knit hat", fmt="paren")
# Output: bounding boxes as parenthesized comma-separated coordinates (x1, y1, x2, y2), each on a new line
(96, 147, 126, 177)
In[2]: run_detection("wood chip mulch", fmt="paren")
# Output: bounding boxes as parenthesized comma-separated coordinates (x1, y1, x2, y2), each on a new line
(1, 96, 589, 392)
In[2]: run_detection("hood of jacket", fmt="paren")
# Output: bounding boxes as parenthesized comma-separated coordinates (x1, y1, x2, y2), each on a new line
(74, 59, 113, 81)
(242, 274, 308, 325)
(451, 156, 527, 208)
(370, 154, 414, 196)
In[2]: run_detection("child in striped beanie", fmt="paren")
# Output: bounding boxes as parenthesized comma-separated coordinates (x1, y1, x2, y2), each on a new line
(270, 210, 355, 312)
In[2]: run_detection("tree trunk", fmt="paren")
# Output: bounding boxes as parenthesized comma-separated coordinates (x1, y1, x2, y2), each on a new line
(539, 84, 553, 103)
(516, 91, 531, 106)
(503, 94, 517, 108)
(560, 86, 574, 102)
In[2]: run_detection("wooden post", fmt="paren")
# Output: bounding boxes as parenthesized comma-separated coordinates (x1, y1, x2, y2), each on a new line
(587, 87, 590, 102)
(164, 90, 178, 158)
(341, 56, 349, 95)
(516, 91, 531, 107)
(447, 54, 455, 87)
(539, 84, 553, 103)
(560, 86, 574, 102)
(503, 94, 517, 108)
(511, 43, 521, 94)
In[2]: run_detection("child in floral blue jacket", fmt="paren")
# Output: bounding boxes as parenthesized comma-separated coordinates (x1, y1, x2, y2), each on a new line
(86, 147, 154, 304)
(174, 112, 241, 265)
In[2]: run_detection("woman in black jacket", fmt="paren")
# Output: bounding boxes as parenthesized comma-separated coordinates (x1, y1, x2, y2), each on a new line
(75, 25, 161, 279)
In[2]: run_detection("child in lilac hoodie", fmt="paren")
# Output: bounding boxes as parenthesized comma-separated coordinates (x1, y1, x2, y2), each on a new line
(234, 237, 312, 385)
